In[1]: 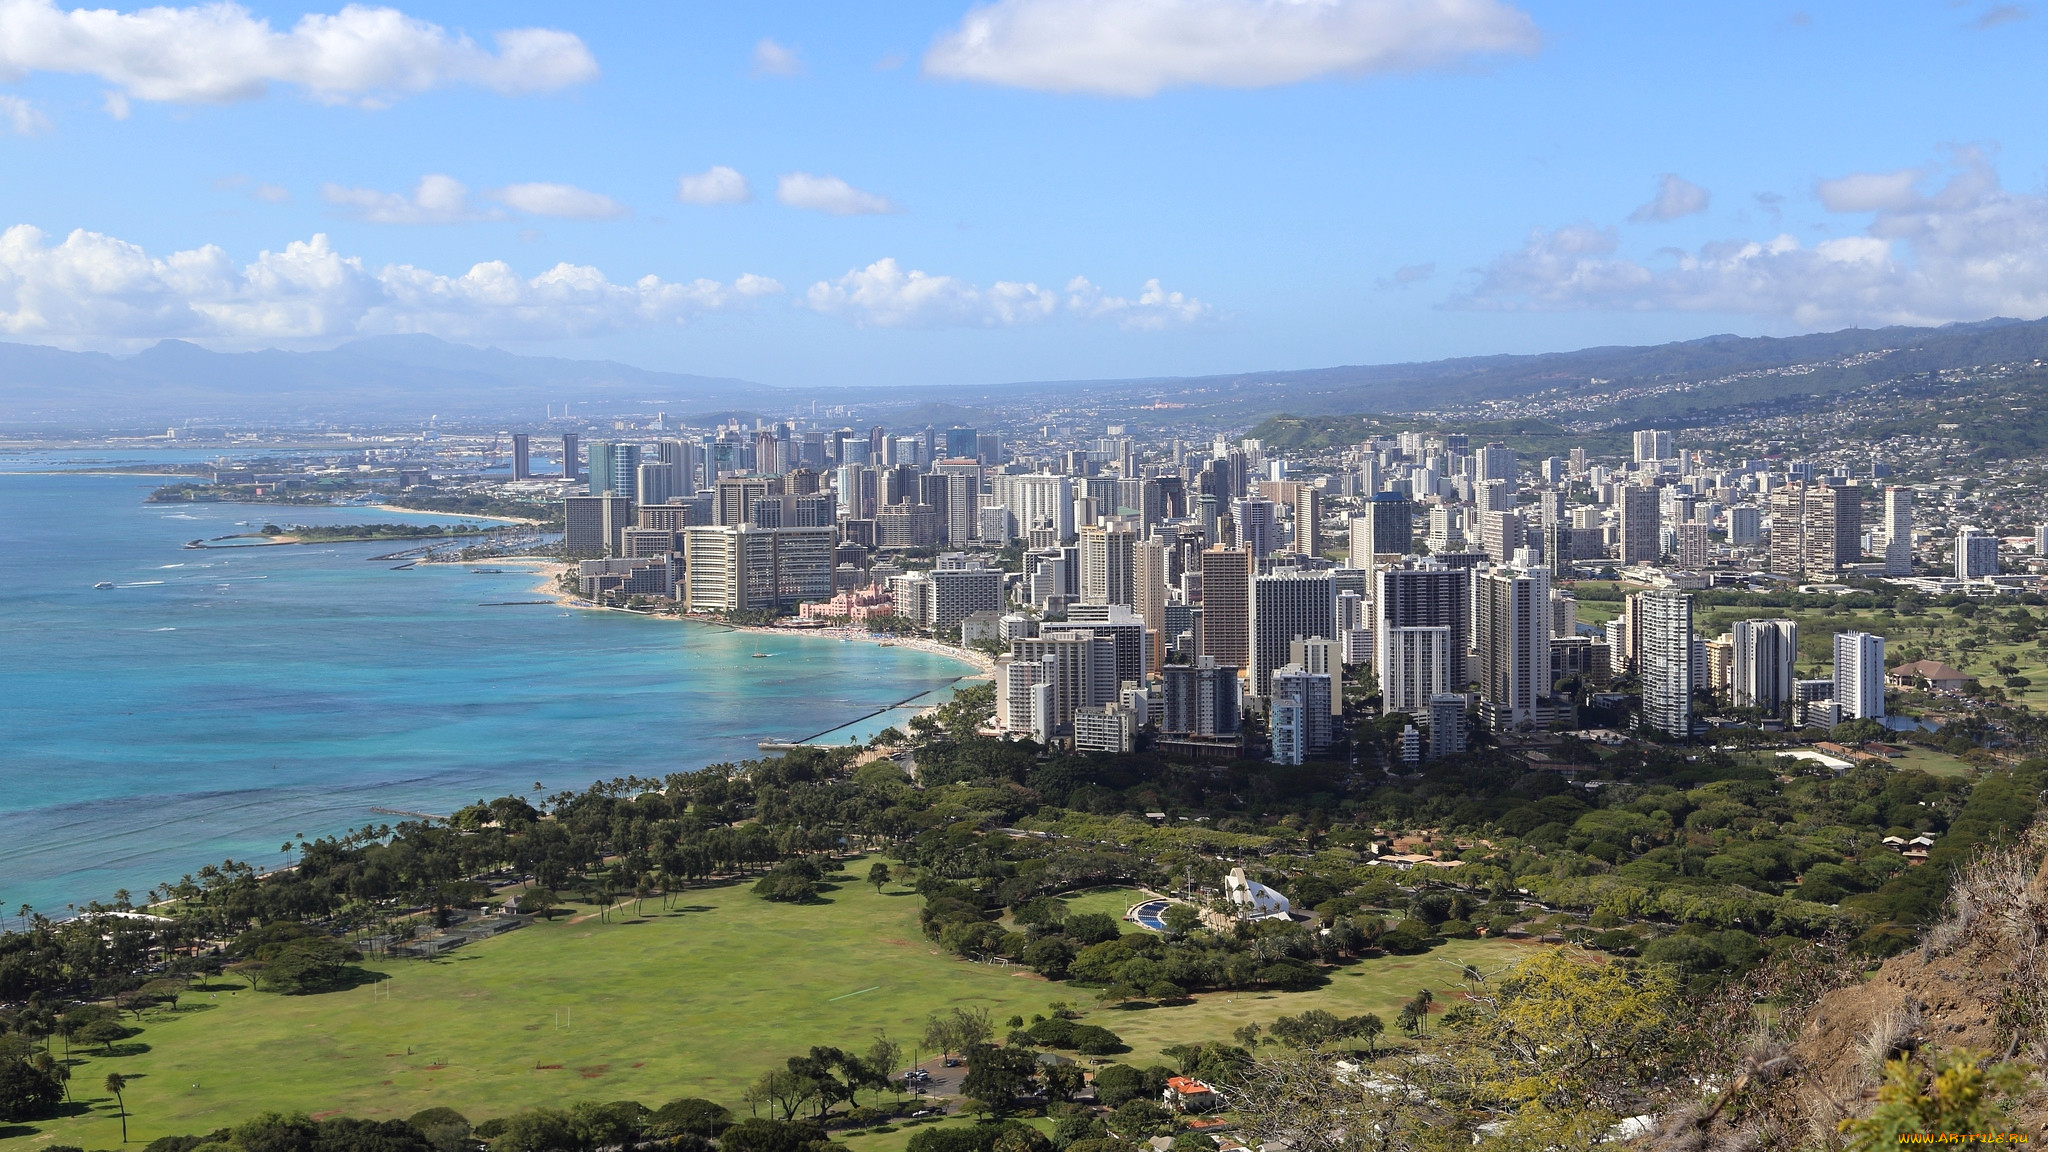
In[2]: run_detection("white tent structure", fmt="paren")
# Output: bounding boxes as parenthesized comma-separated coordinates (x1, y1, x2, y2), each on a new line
(1225, 867, 1292, 920)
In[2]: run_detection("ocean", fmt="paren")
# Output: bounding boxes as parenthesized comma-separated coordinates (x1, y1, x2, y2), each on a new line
(0, 454, 973, 913)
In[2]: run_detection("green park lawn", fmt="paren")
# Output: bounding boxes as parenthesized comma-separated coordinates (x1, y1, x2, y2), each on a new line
(17, 862, 1530, 1149)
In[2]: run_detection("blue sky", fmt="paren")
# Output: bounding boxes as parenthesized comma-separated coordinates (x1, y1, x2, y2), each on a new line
(1, 0, 2045, 388)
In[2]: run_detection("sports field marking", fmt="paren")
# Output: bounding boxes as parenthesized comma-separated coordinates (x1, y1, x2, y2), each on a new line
(829, 986, 881, 1002)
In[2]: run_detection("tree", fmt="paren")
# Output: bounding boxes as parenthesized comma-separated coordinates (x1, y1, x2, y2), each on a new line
(520, 888, 558, 920)
(1161, 904, 1201, 938)
(105, 1072, 129, 1142)
(78, 1018, 132, 1054)
(1839, 1049, 2033, 1149)
(960, 1042, 1040, 1116)
(864, 1033, 903, 1101)
(0, 1058, 63, 1122)
(868, 862, 892, 893)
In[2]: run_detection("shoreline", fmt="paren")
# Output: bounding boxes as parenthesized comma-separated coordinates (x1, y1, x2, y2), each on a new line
(489, 556, 995, 675)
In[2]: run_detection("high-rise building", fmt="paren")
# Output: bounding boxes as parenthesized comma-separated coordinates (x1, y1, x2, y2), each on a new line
(1427, 693, 1468, 758)
(1007, 630, 1121, 736)
(1377, 561, 1470, 692)
(1620, 486, 1662, 564)
(1474, 443, 1516, 485)
(1956, 526, 1998, 578)
(587, 442, 642, 499)
(1633, 429, 1674, 463)
(1250, 570, 1335, 698)
(1134, 539, 1170, 675)
(1835, 631, 1886, 720)
(991, 473, 1076, 542)
(1731, 619, 1798, 714)
(1269, 666, 1334, 764)
(1160, 657, 1241, 737)
(1675, 521, 1709, 570)
(1059, 605, 1149, 687)
(1289, 635, 1343, 716)
(1728, 505, 1762, 546)
(1079, 522, 1138, 606)
(1380, 626, 1454, 715)
(680, 525, 835, 613)
(1637, 590, 1693, 738)
(1354, 492, 1414, 560)
(1257, 479, 1324, 555)
(1478, 510, 1523, 564)
(1474, 564, 1551, 729)
(715, 477, 773, 527)
(1772, 483, 1863, 577)
(564, 495, 634, 558)
(1233, 497, 1279, 558)
(636, 461, 677, 506)
(1199, 546, 1252, 673)
(562, 433, 580, 483)
(511, 432, 531, 480)
(659, 438, 696, 497)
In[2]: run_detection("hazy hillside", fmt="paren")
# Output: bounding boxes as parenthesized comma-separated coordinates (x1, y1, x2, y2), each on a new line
(4, 317, 2048, 425)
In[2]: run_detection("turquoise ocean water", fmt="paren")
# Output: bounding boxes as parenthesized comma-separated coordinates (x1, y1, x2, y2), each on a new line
(0, 454, 971, 913)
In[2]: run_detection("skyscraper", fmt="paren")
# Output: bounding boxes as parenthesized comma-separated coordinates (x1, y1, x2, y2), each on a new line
(1835, 631, 1886, 720)
(587, 442, 641, 499)
(1883, 486, 1913, 575)
(511, 432, 531, 480)
(1772, 483, 1863, 577)
(1731, 619, 1798, 714)
(1161, 657, 1240, 737)
(1633, 429, 1673, 463)
(1199, 546, 1252, 674)
(1474, 444, 1516, 485)
(1638, 590, 1693, 738)
(1478, 510, 1523, 564)
(1956, 526, 1998, 579)
(1620, 486, 1661, 564)
(1233, 497, 1279, 558)
(1355, 492, 1414, 560)
(1134, 539, 1170, 675)
(1473, 564, 1551, 729)
(1250, 570, 1335, 698)
(1080, 522, 1138, 606)
(1675, 521, 1709, 570)
(1376, 561, 1471, 701)
(562, 432, 580, 483)
(1269, 666, 1334, 764)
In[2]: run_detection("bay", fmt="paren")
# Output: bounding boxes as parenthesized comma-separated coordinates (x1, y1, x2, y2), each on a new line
(0, 454, 971, 913)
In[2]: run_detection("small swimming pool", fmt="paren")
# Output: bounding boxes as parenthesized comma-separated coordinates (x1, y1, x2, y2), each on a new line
(1129, 898, 1173, 931)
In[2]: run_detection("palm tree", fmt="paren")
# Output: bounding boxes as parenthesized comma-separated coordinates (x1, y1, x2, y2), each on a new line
(16, 904, 29, 933)
(105, 1072, 129, 1142)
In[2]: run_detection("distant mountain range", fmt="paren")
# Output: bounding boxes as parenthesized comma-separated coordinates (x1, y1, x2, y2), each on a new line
(4, 316, 2048, 427)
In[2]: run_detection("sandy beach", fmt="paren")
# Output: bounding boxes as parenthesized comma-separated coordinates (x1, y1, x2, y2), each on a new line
(482, 557, 994, 675)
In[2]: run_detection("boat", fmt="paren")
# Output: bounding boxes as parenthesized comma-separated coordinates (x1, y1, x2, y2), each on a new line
(94, 581, 114, 589)
(751, 651, 770, 658)
(470, 568, 505, 574)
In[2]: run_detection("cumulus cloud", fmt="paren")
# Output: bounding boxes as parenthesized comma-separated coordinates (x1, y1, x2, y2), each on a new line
(924, 0, 1540, 97)
(494, 182, 628, 220)
(1815, 167, 1925, 213)
(0, 0, 597, 107)
(0, 224, 782, 346)
(1628, 173, 1709, 222)
(751, 37, 804, 77)
(0, 93, 50, 134)
(322, 173, 489, 224)
(1455, 153, 2048, 328)
(1972, 5, 2026, 29)
(803, 258, 1207, 329)
(677, 166, 751, 205)
(777, 173, 897, 216)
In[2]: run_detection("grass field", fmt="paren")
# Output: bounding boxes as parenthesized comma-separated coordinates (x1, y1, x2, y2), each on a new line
(12, 861, 1529, 1149)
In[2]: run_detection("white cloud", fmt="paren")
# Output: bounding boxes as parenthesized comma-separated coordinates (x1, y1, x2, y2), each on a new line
(0, 224, 782, 346)
(495, 182, 628, 220)
(750, 37, 804, 77)
(253, 183, 292, 204)
(1628, 173, 1709, 223)
(677, 166, 752, 205)
(322, 174, 490, 225)
(0, 0, 597, 107)
(924, 0, 1540, 97)
(777, 173, 897, 216)
(0, 93, 49, 133)
(1456, 154, 2048, 328)
(1815, 167, 1925, 213)
(803, 258, 1207, 329)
